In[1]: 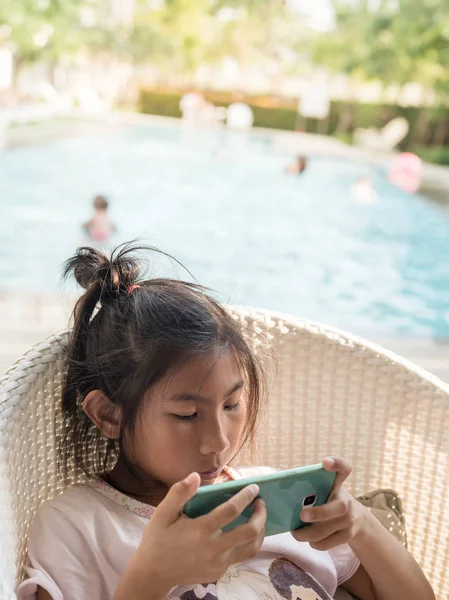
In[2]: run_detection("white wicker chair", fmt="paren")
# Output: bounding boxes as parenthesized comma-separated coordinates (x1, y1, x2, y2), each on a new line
(0, 306, 448, 599)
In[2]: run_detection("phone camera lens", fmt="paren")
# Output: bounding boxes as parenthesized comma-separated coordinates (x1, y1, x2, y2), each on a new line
(302, 494, 317, 507)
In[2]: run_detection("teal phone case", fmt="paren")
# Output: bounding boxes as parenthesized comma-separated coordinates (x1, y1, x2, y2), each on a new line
(183, 464, 336, 536)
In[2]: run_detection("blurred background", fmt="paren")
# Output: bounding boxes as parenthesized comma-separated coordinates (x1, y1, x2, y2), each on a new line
(0, 0, 448, 379)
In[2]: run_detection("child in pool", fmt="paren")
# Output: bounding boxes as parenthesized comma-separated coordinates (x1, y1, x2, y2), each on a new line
(83, 195, 116, 242)
(286, 155, 308, 175)
(18, 244, 434, 600)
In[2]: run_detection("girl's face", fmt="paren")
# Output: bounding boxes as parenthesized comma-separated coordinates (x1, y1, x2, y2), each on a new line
(124, 349, 247, 492)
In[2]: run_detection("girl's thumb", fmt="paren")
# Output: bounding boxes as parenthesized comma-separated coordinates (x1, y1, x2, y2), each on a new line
(154, 472, 201, 526)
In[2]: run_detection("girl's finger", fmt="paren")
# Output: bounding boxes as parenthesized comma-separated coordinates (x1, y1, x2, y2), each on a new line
(322, 456, 352, 493)
(300, 496, 349, 523)
(154, 472, 201, 526)
(291, 514, 349, 543)
(228, 524, 266, 564)
(203, 484, 260, 531)
(220, 498, 267, 550)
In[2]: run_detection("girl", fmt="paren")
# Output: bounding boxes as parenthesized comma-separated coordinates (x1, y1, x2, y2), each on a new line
(18, 244, 434, 600)
(82, 195, 116, 243)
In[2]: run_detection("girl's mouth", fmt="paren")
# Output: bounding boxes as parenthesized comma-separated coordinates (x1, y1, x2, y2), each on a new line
(198, 467, 222, 480)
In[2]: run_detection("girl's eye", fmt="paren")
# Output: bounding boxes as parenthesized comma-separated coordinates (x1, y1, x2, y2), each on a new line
(172, 402, 240, 421)
(173, 413, 198, 421)
(224, 402, 241, 412)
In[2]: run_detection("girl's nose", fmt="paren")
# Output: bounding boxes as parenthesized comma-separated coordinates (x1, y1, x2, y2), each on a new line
(199, 416, 230, 455)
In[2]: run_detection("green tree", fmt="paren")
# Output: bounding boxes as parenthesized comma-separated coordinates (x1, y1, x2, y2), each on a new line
(310, 0, 449, 137)
(0, 0, 87, 81)
(128, 0, 217, 79)
(312, 0, 449, 98)
(311, 1, 373, 133)
(208, 0, 305, 90)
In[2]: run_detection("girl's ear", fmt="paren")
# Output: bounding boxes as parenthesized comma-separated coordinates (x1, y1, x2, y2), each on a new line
(83, 391, 121, 439)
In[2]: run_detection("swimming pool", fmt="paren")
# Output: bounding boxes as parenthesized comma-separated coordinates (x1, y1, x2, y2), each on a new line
(1, 120, 449, 338)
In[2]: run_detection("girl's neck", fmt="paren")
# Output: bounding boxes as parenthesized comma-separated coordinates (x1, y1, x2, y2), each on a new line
(106, 459, 168, 506)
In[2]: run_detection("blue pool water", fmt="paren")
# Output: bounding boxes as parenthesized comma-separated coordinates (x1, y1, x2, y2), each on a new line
(1, 121, 449, 338)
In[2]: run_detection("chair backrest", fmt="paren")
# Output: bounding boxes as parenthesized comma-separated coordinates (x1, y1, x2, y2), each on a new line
(381, 116, 409, 147)
(0, 306, 448, 599)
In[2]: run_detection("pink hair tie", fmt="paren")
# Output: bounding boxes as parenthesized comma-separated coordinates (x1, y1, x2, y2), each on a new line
(128, 284, 141, 295)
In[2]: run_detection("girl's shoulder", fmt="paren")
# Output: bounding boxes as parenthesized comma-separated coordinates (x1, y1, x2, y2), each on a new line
(34, 482, 107, 525)
(27, 480, 147, 559)
(24, 483, 110, 563)
(46, 481, 101, 506)
(35, 479, 141, 527)
(33, 479, 155, 533)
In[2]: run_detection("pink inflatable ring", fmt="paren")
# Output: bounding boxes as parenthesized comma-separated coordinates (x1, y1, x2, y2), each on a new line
(389, 152, 423, 193)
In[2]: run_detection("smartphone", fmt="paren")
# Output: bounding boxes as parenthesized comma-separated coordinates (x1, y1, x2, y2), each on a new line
(183, 464, 336, 537)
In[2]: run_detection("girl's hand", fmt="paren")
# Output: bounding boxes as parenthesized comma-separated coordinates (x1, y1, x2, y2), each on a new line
(119, 472, 267, 598)
(291, 457, 368, 550)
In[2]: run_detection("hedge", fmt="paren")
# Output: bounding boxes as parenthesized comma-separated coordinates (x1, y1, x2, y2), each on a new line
(414, 146, 449, 166)
(138, 87, 449, 150)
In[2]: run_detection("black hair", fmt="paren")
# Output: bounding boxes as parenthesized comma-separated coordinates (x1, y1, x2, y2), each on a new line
(296, 156, 307, 173)
(59, 243, 268, 482)
(93, 195, 108, 210)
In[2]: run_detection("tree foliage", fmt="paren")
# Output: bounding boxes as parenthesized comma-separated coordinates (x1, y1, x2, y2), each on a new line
(0, 0, 447, 102)
(311, 0, 449, 102)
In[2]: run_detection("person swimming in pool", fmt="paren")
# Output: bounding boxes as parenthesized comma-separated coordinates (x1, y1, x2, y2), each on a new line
(351, 177, 378, 205)
(83, 195, 116, 243)
(286, 155, 308, 175)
